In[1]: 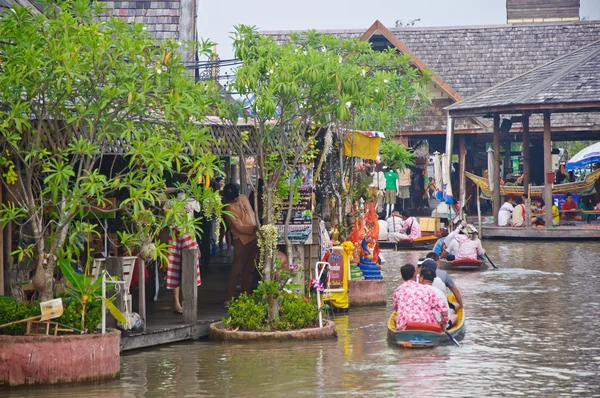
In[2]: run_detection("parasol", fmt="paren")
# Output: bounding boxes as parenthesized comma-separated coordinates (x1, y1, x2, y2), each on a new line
(565, 142, 600, 171)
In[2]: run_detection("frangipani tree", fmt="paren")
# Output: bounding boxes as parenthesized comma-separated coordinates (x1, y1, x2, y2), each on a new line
(0, 0, 224, 301)
(217, 26, 429, 320)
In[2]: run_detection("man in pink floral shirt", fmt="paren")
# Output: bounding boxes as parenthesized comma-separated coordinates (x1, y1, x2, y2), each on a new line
(392, 264, 448, 330)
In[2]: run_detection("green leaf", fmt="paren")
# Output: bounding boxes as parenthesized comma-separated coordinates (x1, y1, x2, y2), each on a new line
(59, 261, 85, 293)
(102, 297, 127, 325)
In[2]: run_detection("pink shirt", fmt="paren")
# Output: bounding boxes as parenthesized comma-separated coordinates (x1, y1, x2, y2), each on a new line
(456, 238, 485, 261)
(392, 280, 448, 330)
(400, 217, 421, 240)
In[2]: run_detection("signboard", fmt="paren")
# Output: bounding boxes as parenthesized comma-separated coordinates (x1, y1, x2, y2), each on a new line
(277, 165, 314, 245)
(327, 248, 345, 290)
(40, 298, 64, 321)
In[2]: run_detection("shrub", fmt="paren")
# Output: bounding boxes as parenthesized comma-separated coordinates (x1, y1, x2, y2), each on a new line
(222, 292, 320, 331)
(223, 293, 268, 331)
(0, 298, 102, 335)
(276, 295, 319, 331)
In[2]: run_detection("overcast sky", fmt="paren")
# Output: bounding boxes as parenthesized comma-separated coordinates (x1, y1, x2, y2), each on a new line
(197, 0, 600, 60)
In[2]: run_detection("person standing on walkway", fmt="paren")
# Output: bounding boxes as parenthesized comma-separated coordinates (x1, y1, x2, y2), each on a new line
(223, 183, 259, 306)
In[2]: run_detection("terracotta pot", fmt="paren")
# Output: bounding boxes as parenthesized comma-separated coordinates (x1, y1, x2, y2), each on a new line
(209, 320, 337, 342)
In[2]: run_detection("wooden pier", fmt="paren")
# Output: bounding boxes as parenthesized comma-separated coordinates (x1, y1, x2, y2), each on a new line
(482, 225, 600, 240)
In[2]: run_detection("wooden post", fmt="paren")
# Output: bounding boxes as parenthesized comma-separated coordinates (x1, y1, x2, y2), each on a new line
(0, 184, 3, 296)
(543, 111, 553, 229)
(458, 136, 466, 218)
(178, 0, 196, 66)
(239, 159, 247, 195)
(477, 186, 483, 238)
(138, 258, 146, 332)
(181, 248, 198, 324)
(493, 114, 501, 226)
(522, 113, 531, 195)
(105, 257, 124, 328)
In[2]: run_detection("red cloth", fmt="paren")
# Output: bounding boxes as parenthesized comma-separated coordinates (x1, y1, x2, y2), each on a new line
(130, 257, 149, 287)
(166, 234, 201, 289)
(562, 201, 577, 211)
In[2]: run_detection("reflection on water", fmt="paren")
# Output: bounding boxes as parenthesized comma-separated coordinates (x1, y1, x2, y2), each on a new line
(6, 241, 600, 397)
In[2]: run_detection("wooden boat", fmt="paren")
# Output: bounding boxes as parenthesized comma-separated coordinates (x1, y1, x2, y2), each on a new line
(387, 294, 465, 348)
(466, 169, 600, 197)
(440, 258, 483, 270)
(395, 235, 438, 251)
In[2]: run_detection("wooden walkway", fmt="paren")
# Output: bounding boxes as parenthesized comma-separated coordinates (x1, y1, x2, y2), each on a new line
(482, 225, 600, 240)
(120, 251, 232, 351)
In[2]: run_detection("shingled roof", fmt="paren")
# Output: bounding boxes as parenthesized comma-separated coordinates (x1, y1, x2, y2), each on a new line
(262, 21, 600, 101)
(262, 21, 600, 133)
(446, 39, 600, 115)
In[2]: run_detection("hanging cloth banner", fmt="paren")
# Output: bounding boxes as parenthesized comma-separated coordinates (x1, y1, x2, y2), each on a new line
(487, 148, 495, 193)
(343, 131, 385, 160)
(442, 153, 453, 204)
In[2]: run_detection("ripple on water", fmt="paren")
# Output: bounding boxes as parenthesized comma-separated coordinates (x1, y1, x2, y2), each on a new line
(5, 241, 600, 397)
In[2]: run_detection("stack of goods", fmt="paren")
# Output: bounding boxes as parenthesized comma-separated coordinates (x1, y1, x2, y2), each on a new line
(350, 262, 364, 280)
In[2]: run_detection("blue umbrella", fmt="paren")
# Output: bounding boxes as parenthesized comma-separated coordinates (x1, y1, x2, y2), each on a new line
(565, 142, 600, 170)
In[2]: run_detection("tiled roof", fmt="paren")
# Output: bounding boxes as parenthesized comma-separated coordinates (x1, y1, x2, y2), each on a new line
(100, 0, 181, 40)
(446, 39, 600, 113)
(262, 21, 600, 133)
(262, 21, 600, 100)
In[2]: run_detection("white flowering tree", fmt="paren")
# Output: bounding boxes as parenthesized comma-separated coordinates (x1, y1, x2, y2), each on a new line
(216, 26, 428, 321)
(0, 0, 225, 301)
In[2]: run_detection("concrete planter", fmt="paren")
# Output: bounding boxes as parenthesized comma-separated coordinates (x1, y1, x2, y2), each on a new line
(209, 320, 337, 342)
(349, 279, 387, 306)
(0, 329, 121, 387)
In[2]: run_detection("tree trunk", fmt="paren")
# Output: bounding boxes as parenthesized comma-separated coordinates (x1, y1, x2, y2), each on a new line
(40, 255, 57, 301)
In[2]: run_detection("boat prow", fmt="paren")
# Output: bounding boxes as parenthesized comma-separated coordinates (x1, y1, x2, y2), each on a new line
(387, 295, 465, 348)
(395, 235, 438, 251)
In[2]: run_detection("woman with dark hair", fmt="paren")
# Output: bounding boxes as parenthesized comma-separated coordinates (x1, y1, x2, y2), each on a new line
(222, 183, 259, 306)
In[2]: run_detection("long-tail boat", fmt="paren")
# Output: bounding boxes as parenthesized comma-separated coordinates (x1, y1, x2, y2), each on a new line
(466, 169, 600, 198)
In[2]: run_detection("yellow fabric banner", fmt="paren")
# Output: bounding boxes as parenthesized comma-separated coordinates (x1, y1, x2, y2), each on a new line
(343, 132, 381, 160)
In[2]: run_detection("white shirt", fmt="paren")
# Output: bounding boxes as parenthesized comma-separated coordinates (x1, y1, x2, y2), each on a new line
(377, 220, 389, 241)
(426, 284, 449, 322)
(387, 216, 404, 235)
(498, 201, 514, 226)
(432, 277, 447, 295)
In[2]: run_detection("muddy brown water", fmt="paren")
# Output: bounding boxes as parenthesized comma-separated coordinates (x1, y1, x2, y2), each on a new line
(6, 241, 600, 397)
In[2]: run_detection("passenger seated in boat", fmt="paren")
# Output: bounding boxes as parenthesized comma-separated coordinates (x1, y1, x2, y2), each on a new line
(389, 210, 421, 242)
(498, 197, 514, 227)
(440, 223, 468, 261)
(453, 225, 485, 262)
(377, 217, 389, 241)
(419, 268, 459, 329)
(392, 264, 448, 331)
(423, 254, 464, 310)
(510, 197, 525, 227)
(561, 193, 582, 221)
(386, 211, 404, 241)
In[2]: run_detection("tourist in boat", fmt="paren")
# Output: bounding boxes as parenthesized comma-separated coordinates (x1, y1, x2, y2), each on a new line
(392, 264, 448, 331)
(386, 210, 404, 241)
(498, 196, 514, 227)
(440, 223, 468, 261)
(423, 254, 464, 310)
(561, 193, 582, 221)
(419, 268, 459, 330)
(511, 197, 526, 227)
(452, 225, 485, 262)
(396, 210, 421, 240)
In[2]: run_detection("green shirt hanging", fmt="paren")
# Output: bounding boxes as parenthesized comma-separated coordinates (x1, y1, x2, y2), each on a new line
(384, 171, 398, 190)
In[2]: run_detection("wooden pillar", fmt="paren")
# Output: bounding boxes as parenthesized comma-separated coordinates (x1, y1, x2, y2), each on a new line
(239, 159, 247, 195)
(493, 114, 501, 226)
(543, 111, 553, 229)
(0, 184, 3, 296)
(138, 258, 146, 332)
(181, 248, 198, 324)
(105, 257, 124, 328)
(522, 113, 531, 196)
(458, 135, 466, 217)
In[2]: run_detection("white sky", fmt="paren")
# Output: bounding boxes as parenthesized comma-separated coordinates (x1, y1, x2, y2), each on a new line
(197, 0, 600, 60)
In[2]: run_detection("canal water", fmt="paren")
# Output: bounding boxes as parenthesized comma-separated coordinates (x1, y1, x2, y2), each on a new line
(6, 241, 600, 397)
